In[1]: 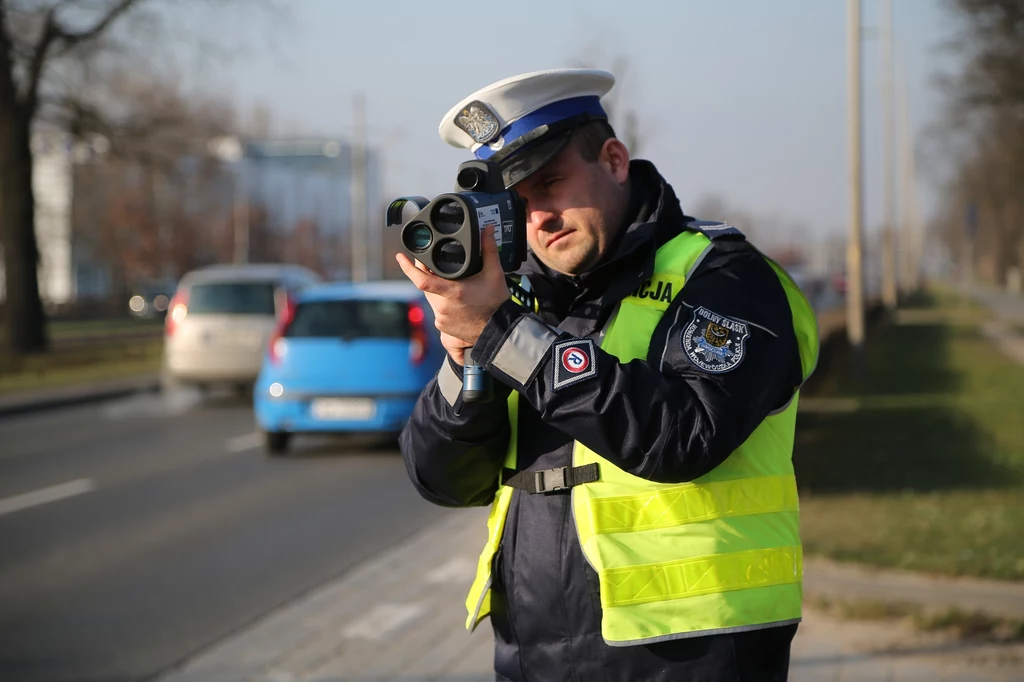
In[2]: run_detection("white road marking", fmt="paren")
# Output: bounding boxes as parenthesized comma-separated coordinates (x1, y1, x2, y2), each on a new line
(225, 432, 263, 452)
(425, 557, 478, 584)
(340, 602, 427, 640)
(0, 478, 96, 517)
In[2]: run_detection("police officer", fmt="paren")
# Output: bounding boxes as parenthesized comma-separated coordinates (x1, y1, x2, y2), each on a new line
(396, 68, 818, 682)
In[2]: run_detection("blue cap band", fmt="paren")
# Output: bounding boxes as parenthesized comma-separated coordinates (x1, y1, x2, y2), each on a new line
(475, 96, 607, 161)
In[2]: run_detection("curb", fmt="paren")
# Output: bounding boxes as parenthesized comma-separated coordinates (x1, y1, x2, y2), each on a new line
(0, 375, 161, 419)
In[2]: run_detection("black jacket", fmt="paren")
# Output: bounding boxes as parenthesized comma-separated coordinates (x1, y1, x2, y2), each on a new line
(400, 160, 803, 681)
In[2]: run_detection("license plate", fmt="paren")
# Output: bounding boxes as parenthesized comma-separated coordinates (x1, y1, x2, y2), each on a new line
(203, 329, 260, 347)
(310, 398, 376, 421)
(225, 330, 261, 347)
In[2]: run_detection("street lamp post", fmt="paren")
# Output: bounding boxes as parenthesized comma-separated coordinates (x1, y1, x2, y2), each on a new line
(208, 136, 248, 265)
(881, 0, 899, 311)
(350, 92, 369, 282)
(846, 0, 866, 355)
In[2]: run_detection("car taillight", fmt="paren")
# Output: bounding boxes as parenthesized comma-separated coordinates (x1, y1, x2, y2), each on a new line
(165, 291, 189, 336)
(408, 302, 428, 365)
(277, 293, 297, 324)
(267, 297, 297, 365)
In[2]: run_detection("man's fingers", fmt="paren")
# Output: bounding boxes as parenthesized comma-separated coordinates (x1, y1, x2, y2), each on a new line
(396, 253, 443, 294)
(395, 253, 425, 286)
(481, 224, 499, 260)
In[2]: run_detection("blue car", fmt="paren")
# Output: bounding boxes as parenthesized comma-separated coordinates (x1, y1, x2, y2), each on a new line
(254, 280, 444, 455)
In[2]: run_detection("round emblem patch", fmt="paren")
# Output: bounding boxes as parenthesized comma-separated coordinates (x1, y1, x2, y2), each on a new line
(561, 347, 590, 374)
(681, 306, 750, 373)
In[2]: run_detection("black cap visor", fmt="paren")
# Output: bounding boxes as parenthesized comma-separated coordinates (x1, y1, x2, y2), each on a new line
(492, 112, 604, 188)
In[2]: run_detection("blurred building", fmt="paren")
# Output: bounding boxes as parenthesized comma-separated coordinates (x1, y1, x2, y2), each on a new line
(32, 132, 77, 304)
(228, 137, 383, 281)
(0, 129, 102, 307)
(3, 132, 381, 311)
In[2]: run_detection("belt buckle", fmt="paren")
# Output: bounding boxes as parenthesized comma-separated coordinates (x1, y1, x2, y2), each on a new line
(534, 467, 568, 494)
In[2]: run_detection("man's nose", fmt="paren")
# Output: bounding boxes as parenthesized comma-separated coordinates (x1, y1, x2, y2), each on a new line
(528, 208, 559, 233)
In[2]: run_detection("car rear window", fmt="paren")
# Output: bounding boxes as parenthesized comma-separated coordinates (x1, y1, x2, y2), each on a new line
(187, 282, 277, 315)
(285, 300, 411, 339)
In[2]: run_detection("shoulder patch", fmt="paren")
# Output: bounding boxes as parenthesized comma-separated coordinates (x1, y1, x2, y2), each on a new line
(686, 219, 745, 240)
(552, 339, 598, 391)
(681, 306, 750, 373)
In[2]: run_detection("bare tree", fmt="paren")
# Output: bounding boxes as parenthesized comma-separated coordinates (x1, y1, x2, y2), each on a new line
(943, 0, 1024, 115)
(0, 0, 280, 353)
(69, 68, 238, 299)
(928, 0, 1024, 287)
(0, 0, 148, 352)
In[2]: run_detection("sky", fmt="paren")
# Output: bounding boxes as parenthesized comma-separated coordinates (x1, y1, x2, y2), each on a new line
(186, 0, 964, 249)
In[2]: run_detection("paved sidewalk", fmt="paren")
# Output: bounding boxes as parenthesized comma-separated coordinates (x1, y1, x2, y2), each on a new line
(981, 319, 1024, 366)
(803, 555, 1024, 621)
(157, 509, 1024, 682)
(972, 289, 1024, 325)
(157, 510, 493, 682)
(969, 288, 1024, 365)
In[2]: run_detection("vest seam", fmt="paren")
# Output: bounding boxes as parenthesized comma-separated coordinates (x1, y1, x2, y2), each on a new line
(768, 393, 796, 416)
(684, 242, 715, 282)
(659, 305, 685, 373)
(468, 574, 492, 632)
(762, 251, 820, 381)
(602, 618, 803, 647)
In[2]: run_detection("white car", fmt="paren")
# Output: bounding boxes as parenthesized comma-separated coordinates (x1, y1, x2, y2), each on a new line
(161, 264, 322, 393)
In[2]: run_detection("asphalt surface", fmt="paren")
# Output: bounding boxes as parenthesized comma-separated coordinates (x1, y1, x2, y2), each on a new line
(0, 389, 448, 682)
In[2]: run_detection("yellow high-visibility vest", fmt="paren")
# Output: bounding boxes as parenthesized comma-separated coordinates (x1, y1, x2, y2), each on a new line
(464, 229, 820, 645)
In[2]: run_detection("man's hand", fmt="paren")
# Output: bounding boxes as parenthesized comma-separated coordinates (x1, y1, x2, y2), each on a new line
(439, 332, 471, 366)
(396, 225, 510, 357)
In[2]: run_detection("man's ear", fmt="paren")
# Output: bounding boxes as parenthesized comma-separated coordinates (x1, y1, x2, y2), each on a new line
(600, 138, 630, 183)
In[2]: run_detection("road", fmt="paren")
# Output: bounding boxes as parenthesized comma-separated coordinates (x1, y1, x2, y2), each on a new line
(0, 390, 448, 682)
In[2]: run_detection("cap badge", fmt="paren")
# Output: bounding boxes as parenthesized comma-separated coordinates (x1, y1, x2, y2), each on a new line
(454, 100, 500, 144)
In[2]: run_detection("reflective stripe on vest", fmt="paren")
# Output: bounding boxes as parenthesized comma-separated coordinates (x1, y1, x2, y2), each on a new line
(464, 230, 820, 644)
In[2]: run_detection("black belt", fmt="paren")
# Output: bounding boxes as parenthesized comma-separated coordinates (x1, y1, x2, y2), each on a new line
(501, 463, 599, 494)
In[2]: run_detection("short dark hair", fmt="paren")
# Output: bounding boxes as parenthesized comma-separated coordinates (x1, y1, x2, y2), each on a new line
(571, 120, 617, 162)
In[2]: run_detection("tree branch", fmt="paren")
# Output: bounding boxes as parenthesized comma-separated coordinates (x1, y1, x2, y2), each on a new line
(23, 4, 59, 111)
(24, 0, 142, 113)
(0, 0, 23, 109)
(52, 0, 139, 54)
